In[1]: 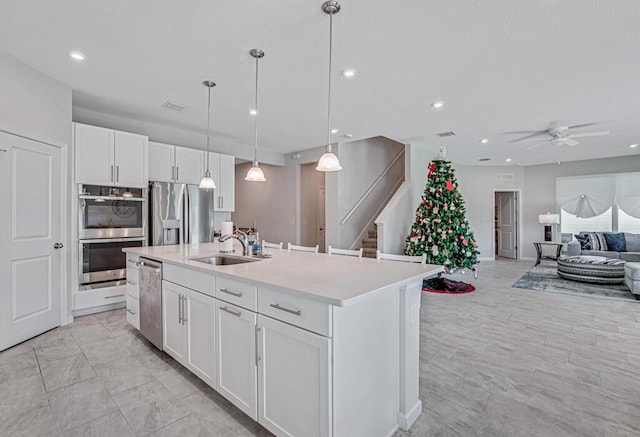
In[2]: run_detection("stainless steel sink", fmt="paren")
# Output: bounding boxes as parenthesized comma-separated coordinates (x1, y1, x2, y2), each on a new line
(190, 255, 261, 266)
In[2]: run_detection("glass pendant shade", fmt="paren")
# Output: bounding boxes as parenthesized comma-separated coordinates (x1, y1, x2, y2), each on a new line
(316, 151, 342, 171)
(199, 171, 216, 189)
(245, 162, 266, 182)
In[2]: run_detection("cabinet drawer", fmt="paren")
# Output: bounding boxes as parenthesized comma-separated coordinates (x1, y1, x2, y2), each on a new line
(126, 296, 140, 330)
(216, 276, 257, 311)
(258, 286, 332, 337)
(126, 256, 140, 269)
(126, 267, 139, 299)
(164, 264, 215, 297)
(75, 286, 126, 310)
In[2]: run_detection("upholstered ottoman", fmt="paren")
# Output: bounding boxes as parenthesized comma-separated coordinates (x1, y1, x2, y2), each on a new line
(557, 256, 626, 284)
(624, 262, 640, 299)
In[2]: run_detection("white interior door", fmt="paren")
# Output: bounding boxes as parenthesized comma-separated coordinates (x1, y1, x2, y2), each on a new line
(496, 191, 517, 259)
(317, 186, 325, 253)
(0, 131, 63, 351)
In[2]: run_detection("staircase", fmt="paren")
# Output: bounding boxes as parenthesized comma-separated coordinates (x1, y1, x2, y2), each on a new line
(361, 226, 378, 258)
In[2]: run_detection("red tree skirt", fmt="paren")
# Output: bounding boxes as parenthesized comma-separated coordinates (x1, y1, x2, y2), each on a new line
(423, 277, 475, 294)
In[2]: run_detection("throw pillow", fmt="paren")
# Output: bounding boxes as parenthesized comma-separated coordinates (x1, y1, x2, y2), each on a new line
(586, 232, 608, 251)
(626, 233, 640, 252)
(574, 234, 591, 250)
(603, 232, 626, 252)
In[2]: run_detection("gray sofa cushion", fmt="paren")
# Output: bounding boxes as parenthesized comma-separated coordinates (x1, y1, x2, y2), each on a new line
(621, 252, 640, 262)
(581, 250, 620, 259)
(625, 233, 640, 252)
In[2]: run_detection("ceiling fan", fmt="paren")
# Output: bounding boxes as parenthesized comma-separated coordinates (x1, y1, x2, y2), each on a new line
(508, 123, 610, 150)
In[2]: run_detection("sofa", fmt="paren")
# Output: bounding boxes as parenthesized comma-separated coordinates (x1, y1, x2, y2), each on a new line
(567, 232, 640, 262)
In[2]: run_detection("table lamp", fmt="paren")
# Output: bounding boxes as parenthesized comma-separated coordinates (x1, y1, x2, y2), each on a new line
(538, 212, 560, 242)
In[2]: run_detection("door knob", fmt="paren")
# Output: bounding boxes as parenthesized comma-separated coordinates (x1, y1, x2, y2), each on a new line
(54, 242, 64, 249)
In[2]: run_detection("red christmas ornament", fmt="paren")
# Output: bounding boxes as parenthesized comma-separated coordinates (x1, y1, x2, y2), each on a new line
(446, 179, 454, 191)
(427, 162, 436, 178)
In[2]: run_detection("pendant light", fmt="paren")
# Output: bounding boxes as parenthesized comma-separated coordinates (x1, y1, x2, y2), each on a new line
(199, 80, 217, 190)
(245, 49, 267, 182)
(316, 1, 343, 172)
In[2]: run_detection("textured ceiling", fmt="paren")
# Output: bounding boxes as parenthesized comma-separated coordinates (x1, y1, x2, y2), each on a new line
(1, 0, 639, 165)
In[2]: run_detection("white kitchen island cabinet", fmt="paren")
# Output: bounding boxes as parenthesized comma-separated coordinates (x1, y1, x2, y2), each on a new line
(124, 242, 443, 437)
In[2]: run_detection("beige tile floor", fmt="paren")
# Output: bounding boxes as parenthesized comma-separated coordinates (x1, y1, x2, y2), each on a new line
(2, 259, 640, 436)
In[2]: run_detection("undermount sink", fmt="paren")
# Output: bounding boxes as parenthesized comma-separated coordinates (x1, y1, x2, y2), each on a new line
(190, 255, 261, 266)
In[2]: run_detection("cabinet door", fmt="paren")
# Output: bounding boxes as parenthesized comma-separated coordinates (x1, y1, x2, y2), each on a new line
(148, 142, 175, 182)
(114, 131, 147, 188)
(74, 123, 114, 185)
(217, 302, 257, 420)
(175, 146, 204, 185)
(162, 281, 186, 363)
(257, 315, 331, 437)
(218, 154, 235, 211)
(185, 289, 216, 388)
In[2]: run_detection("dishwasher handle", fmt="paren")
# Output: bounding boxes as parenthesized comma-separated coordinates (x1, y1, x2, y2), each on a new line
(138, 258, 162, 274)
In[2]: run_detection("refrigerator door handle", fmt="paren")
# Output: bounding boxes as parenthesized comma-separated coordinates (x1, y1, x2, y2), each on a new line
(184, 186, 190, 244)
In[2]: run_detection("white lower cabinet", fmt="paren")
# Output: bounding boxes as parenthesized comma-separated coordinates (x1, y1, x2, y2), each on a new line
(257, 315, 332, 437)
(163, 280, 217, 388)
(216, 302, 257, 420)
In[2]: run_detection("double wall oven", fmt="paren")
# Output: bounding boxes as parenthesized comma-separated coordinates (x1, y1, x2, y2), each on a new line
(79, 185, 147, 290)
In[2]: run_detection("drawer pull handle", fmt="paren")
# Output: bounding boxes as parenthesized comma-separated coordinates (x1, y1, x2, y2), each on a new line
(270, 303, 301, 316)
(220, 306, 241, 317)
(126, 280, 136, 285)
(104, 294, 125, 299)
(126, 309, 135, 315)
(220, 288, 242, 298)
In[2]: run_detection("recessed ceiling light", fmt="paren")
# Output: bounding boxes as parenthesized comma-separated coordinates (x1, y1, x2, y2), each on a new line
(331, 129, 338, 134)
(342, 69, 357, 78)
(68, 51, 86, 61)
(249, 109, 257, 116)
(431, 101, 445, 109)
(629, 144, 638, 148)
(480, 138, 489, 144)
(343, 134, 353, 138)
(505, 158, 512, 162)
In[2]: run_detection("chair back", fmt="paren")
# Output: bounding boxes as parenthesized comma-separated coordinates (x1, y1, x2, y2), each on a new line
(262, 240, 283, 250)
(287, 243, 319, 253)
(327, 246, 363, 258)
(376, 250, 426, 264)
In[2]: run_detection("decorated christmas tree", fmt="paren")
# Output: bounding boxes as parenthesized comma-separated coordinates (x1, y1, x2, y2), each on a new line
(405, 153, 479, 272)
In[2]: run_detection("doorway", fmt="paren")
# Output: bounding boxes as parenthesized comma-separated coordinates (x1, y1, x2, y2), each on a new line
(299, 163, 326, 252)
(0, 131, 65, 351)
(494, 191, 519, 259)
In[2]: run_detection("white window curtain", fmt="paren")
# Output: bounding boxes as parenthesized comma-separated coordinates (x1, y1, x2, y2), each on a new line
(556, 175, 616, 218)
(616, 173, 640, 219)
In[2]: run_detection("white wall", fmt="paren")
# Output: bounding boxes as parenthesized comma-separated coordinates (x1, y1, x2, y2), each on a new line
(0, 50, 73, 322)
(300, 163, 325, 247)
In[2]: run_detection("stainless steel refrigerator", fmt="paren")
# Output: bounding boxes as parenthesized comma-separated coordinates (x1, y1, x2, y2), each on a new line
(149, 182, 216, 246)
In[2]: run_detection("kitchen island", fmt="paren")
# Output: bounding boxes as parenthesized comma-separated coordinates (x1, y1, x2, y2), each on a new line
(124, 242, 443, 437)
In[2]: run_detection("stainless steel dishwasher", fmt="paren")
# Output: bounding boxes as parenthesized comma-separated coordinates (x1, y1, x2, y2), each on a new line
(138, 258, 163, 350)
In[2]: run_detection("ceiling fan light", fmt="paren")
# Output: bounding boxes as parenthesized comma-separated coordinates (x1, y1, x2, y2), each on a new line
(316, 151, 342, 171)
(245, 162, 266, 182)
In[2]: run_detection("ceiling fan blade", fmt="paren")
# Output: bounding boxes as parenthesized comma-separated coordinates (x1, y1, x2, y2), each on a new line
(567, 130, 610, 139)
(567, 122, 598, 129)
(521, 136, 552, 142)
(505, 130, 547, 134)
(510, 132, 549, 142)
(526, 141, 550, 150)
(563, 138, 580, 146)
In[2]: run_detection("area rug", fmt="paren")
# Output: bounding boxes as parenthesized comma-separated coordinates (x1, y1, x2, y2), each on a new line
(512, 262, 635, 302)
(423, 277, 475, 294)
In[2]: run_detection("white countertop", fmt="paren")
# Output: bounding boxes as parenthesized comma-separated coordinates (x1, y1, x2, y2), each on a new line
(124, 242, 443, 307)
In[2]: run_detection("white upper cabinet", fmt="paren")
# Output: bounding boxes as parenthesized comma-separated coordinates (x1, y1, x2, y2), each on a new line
(208, 152, 235, 211)
(149, 142, 203, 185)
(74, 123, 148, 188)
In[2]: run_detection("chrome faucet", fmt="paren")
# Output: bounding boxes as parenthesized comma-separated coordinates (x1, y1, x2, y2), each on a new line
(219, 230, 250, 256)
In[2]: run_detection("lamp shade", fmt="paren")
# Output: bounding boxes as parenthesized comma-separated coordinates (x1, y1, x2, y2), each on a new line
(538, 213, 560, 224)
(245, 163, 266, 182)
(199, 174, 216, 190)
(316, 151, 342, 172)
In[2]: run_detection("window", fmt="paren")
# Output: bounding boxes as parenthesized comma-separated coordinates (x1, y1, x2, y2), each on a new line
(619, 209, 640, 233)
(561, 208, 612, 235)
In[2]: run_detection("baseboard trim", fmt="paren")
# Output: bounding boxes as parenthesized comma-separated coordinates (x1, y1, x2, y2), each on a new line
(398, 400, 422, 430)
(72, 302, 125, 317)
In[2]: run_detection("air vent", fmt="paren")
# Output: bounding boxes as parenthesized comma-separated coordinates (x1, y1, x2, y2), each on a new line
(478, 158, 491, 162)
(501, 173, 515, 181)
(161, 101, 189, 112)
(436, 131, 456, 137)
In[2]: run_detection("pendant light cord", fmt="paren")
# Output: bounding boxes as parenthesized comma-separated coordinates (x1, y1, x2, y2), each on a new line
(254, 55, 259, 164)
(206, 85, 211, 173)
(326, 11, 333, 153)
